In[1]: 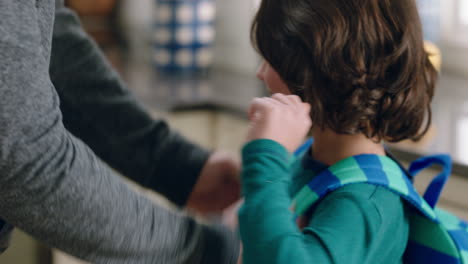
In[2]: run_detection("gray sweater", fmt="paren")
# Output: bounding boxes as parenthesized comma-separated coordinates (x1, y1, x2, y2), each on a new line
(0, 1, 239, 263)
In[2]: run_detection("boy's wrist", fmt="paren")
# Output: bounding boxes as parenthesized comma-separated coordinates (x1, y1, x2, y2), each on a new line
(241, 139, 292, 193)
(242, 139, 291, 163)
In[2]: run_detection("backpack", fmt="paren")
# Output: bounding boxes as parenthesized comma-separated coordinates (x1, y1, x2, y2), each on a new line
(291, 140, 468, 264)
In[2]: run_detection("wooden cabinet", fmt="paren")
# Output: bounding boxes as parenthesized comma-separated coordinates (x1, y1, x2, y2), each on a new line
(66, 0, 116, 16)
(65, 0, 119, 47)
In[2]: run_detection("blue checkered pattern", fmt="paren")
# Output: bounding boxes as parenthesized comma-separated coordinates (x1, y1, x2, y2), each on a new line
(153, 0, 215, 73)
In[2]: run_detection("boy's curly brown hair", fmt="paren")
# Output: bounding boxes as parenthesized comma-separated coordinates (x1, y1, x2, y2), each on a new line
(251, 0, 437, 142)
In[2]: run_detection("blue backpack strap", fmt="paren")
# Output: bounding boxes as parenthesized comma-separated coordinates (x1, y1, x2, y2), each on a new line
(294, 138, 314, 157)
(408, 154, 452, 208)
(292, 154, 437, 221)
(404, 154, 466, 263)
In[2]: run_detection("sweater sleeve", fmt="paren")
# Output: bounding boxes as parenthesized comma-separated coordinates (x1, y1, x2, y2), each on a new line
(0, 1, 239, 263)
(0, 221, 13, 253)
(49, 3, 209, 207)
(238, 140, 408, 264)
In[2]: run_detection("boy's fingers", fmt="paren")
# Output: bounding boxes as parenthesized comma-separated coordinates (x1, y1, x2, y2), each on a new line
(301, 103, 311, 115)
(271, 93, 293, 106)
(280, 94, 302, 105)
(272, 94, 305, 114)
(248, 98, 261, 120)
(263, 97, 282, 106)
(287, 95, 303, 105)
(249, 97, 275, 120)
(251, 97, 277, 111)
(272, 93, 302, 106)
(249, 95, 306, 121)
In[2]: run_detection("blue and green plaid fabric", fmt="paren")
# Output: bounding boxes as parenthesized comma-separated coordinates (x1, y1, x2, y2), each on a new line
(292, 143, 468, 263)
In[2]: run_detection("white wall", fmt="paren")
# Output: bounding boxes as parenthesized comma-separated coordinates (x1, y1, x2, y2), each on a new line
(118, 0, 155, 62)
(213, 0, 260, 75)
(439, 0, 468, 76)
(440, 43, 468, 76)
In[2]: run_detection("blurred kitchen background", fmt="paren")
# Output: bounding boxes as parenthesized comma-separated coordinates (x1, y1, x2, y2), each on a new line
(1, 0, 468, 263)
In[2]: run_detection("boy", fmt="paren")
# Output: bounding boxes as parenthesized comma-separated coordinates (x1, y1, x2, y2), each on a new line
(239, 0, 437, 263)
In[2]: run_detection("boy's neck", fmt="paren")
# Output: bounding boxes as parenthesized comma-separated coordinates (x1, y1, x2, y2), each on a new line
(311, 127, 386, 166)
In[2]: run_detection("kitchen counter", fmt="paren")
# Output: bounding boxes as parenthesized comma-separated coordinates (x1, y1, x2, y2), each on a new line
(122, 58, 468, 177)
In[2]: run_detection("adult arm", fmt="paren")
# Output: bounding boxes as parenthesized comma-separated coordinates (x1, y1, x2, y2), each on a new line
(50, 2, 208, 206)
(0, 1, 239, 262)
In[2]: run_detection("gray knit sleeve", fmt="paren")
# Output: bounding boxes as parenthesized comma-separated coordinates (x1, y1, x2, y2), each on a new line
(0, 1, 239, 263)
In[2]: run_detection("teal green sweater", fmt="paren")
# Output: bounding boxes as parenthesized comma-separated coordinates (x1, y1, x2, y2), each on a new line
(239, 139, 409, 264)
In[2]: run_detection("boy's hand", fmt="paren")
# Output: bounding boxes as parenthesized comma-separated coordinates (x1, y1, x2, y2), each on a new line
(246, 94, 312, 152)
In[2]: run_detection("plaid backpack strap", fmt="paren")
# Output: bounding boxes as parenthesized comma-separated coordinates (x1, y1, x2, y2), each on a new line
(293, 138, 314, 157)
(292, 154, 436, 220)
(292, 153, 465, 264)
(434, 209, 468, 263)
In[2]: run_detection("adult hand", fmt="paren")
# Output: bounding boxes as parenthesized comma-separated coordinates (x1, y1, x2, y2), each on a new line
(246, 93, 312, 152)
(221, 199, 243, 230)
(186, 151, 241, 214)
(221, 200, 243, 264)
